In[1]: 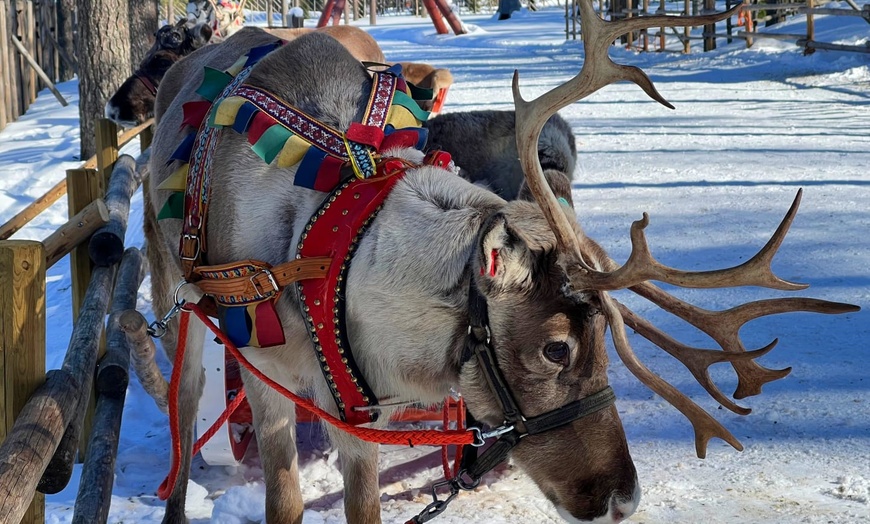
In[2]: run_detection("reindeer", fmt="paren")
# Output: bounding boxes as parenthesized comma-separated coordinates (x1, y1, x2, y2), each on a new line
(143, 3, 857, 524)
(105, 20, 213, 127)
(426, 109, 576, 200)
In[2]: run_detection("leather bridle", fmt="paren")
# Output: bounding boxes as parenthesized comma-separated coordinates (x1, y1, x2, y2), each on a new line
(410, 283, 617, 523)
(134, 70, 159, 96)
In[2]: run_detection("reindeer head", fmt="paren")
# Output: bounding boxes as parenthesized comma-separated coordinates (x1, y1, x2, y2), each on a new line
(105, 22, 212, 127)
(451, 2, 858, 522)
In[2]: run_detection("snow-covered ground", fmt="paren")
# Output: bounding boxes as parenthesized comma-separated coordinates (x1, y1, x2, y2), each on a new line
(1, 5, 868, 524)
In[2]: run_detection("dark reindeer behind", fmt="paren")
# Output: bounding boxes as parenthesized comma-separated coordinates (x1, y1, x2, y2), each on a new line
(426, 110, 577, 201)
(105, 20, 212, 127)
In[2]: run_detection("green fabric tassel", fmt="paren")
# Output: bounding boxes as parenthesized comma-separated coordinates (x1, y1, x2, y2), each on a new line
(392, 90, 431, 123)
(407, 83, 434, 102)
(197, 67, 234, 102)
(251, 124, 294, 165)
(157, 192, 185, 220)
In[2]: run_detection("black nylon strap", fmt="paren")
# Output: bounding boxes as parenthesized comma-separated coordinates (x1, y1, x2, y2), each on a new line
(523, 386, 616, 435)
(464, 284, 524, 424)
(466, 430, 520, 480)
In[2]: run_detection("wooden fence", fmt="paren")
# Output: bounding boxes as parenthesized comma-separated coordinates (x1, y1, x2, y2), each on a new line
(0, 118, 152, 524)
(565, 0, 870, 54)
(0, 0, 70, 132)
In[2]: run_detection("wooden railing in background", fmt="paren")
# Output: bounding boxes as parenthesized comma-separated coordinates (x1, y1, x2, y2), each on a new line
(564, 0, 870, 54)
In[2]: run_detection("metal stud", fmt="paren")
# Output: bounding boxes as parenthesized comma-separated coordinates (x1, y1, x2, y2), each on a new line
(354, 193, 360, 199)
(342, 210, 348, 216)
(313, 299, 321, 306)
(316, 322, 324, 329)
(323, 366, 330, 372)
(341, 357, 348, 364)
(332, 226, 339, 233)
(362, 396, 369, 402)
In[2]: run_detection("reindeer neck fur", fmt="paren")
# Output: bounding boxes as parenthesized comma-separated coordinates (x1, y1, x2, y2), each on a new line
(344, 163, 506, 405)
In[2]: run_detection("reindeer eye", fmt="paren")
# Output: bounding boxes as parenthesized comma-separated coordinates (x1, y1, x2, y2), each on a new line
(543, 342, 570, 366)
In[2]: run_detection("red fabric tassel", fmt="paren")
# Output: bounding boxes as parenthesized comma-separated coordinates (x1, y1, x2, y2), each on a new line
(181, 100, 213, 129)
(314, 156, 343, 192)
(247, 111, 276, 145)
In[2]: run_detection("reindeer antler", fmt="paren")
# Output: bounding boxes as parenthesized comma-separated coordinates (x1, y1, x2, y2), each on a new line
(514, 0, 860, 457)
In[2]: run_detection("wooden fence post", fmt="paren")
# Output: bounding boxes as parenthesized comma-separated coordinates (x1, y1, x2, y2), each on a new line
(703, 0, 716, 50)
(95, 118, 120, 185)
(0, 240, 46, 524)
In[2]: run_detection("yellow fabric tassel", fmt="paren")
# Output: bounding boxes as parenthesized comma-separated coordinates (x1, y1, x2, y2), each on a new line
(156, 163, 190, 192)
(212, 96, 246, 127)
(386, 104, 420, 130)
(226, 55, 249, 77)
(276, 134, 312, 167)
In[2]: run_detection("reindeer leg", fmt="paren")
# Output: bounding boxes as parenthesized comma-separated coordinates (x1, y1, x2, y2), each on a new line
(243, 371, 304, 524)
(143, 178, 180, 358)
(162, 313, 206, 524)
(324, 424, 381, 524)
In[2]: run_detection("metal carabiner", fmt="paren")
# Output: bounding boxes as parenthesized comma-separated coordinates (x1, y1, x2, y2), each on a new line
(147, 280, 192, 338)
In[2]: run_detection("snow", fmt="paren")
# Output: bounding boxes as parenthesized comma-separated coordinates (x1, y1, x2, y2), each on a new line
(1, 5, 868, 524)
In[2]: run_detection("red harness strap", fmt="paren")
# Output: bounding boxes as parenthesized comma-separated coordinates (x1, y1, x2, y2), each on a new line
(296, 158, 416, 425)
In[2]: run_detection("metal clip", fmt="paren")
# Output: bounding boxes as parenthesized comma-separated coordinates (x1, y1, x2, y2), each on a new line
(469, 424, 515, 447)
(147, 281, 190, 338)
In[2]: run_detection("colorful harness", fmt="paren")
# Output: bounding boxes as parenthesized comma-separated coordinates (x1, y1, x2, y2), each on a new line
(158, 41, 452, 423)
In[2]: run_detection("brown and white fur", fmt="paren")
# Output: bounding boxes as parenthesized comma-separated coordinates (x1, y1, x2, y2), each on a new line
(105, 20, 213, 127)
(147, 29, 637, 524)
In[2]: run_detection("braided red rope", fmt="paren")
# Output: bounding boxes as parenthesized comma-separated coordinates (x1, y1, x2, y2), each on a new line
(158, 302, 476, 499)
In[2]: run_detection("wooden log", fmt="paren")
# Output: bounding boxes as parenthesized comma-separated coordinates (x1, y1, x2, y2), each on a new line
(38, 264, 117, 494)
(9, 34, 69, 107)
(0, 2, 5, 129)
(23, 0, 35, 103)
(96, 249, 145, 397)
(44, 31, 77, 76)
(44, 199, 109, 269)
(0, 369, 76, 521)
(0, 240, 46, 524)
(0, 178, 66, 240)
(120, 309, 169, 413)
(737, 30, 806, 40)
(70, 394, 123, 524)
(433, 0, 466, 35)
(0, 0, 16, 125)
(797, 6, 870, 16)
(421, 0, 448, 34)
(797, 38, 870, 53)
(73, 249, 144, 523)
(67, 167, 104, 319)
(89, 155, 141, 267)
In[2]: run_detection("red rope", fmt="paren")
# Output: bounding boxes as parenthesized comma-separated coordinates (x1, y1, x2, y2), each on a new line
(158, 302, 476, 499)
(157, 310, 190, 500)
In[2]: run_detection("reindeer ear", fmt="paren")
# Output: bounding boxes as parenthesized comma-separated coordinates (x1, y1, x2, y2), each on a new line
(477, 213, 536, 295)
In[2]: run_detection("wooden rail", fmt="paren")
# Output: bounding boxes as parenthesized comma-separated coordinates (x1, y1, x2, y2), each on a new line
(0, 118, 154, 241)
